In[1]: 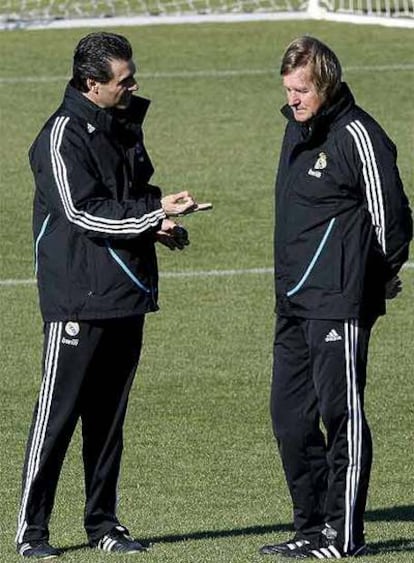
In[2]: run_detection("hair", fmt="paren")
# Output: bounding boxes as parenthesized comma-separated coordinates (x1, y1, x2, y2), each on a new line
(280, 36, 342, 102)
(72, 32, 133, 92)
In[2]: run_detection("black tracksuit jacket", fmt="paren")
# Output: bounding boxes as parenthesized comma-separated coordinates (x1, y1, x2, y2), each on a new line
(275, 83, 412, 321)
(30, 83, 166, 322)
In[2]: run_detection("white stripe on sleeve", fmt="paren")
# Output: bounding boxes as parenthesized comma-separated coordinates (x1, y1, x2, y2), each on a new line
(346, 120, 386, 252)
(50, 116, 165, 235)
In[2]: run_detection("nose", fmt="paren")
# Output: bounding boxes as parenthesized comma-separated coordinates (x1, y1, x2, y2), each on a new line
(288, 91, 300, 107)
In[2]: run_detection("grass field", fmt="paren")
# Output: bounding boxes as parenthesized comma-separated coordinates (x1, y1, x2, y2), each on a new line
(0, 20, 413, 563)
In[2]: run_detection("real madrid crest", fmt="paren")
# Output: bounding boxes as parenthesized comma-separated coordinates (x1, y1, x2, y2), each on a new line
(314, 152, 327, 170)
(65, 321, 80, 337)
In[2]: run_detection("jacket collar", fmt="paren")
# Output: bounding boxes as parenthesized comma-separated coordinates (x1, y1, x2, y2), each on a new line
(281, 82, 355, 137)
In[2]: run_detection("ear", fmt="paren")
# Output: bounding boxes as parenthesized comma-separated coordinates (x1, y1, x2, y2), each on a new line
(86, 77, 99, 94)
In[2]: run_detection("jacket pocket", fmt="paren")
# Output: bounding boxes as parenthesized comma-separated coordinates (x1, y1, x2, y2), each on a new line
(105, 242, 151, 294)
(287, 217, 341, 296)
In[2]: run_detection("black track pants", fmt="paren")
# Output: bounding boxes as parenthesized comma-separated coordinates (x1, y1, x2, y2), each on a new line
(271, 316, 373, 553)
(16, 316, 145, 544)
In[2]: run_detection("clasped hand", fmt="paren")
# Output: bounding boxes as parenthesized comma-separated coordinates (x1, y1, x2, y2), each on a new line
(156, 191, 195, 250)
(156, 219, 189, 250)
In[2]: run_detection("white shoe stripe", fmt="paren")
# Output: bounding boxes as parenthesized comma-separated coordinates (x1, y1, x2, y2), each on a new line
(310, 550, 325, 559)
(99, 535, 123, 552)
(102, 536, 116, 551)
(102, 537, 109, 550)
(19, 543, 31, 555)
(96, 530, 146, 553)
(328, 545, 343, 558)
(108, 538, 118, 551)
(287, 543, 295, 549)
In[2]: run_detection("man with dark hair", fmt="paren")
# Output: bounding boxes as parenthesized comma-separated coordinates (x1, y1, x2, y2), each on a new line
(72, 32, 133, 93)
(260, 36, 412, 559)
(16, 31, 203, 559)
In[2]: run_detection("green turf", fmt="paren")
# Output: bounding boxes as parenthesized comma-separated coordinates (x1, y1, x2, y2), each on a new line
(1, 20, 413, 563)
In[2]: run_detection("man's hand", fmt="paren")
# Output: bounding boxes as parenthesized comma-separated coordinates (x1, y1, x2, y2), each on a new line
(155, 219, 189, 250)
(161, 191, 196, 217)
(385, 275, 402, 299)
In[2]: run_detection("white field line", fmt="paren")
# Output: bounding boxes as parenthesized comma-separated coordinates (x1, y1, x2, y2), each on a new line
(1, 64, 414, 84)
(1, 262, 413, 287)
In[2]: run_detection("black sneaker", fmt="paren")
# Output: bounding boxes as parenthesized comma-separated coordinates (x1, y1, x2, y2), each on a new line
(94, 525, 148, 554)
(260, 536, 314, 555)
(17, 541, 62, 559)
(279, 527, 368, 559)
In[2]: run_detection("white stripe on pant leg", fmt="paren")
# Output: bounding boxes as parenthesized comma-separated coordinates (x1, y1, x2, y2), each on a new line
(351, 321, 363, 552)
(20, 323, 58, 510)
(350, 322, 358, 547)
(350, 320, 362, 553)
(16, 322, 59, 541)
(344, 320, 362, 553)
(16, 322, 63, 543)
(16, 322, 61, 541)
(344, 321, 352, 551)
(345, 320, 357, 552)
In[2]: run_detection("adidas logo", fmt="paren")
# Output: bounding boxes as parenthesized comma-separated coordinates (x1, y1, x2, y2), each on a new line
(325, 329, 342, 342)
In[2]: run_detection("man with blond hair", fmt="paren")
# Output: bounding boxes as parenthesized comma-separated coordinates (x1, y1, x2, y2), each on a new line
(261, 36, 412, 559)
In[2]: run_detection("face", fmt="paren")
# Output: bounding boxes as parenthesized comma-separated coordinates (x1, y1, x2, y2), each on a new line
(86, 58, 138, 109)
(282, 65, 325, 123)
